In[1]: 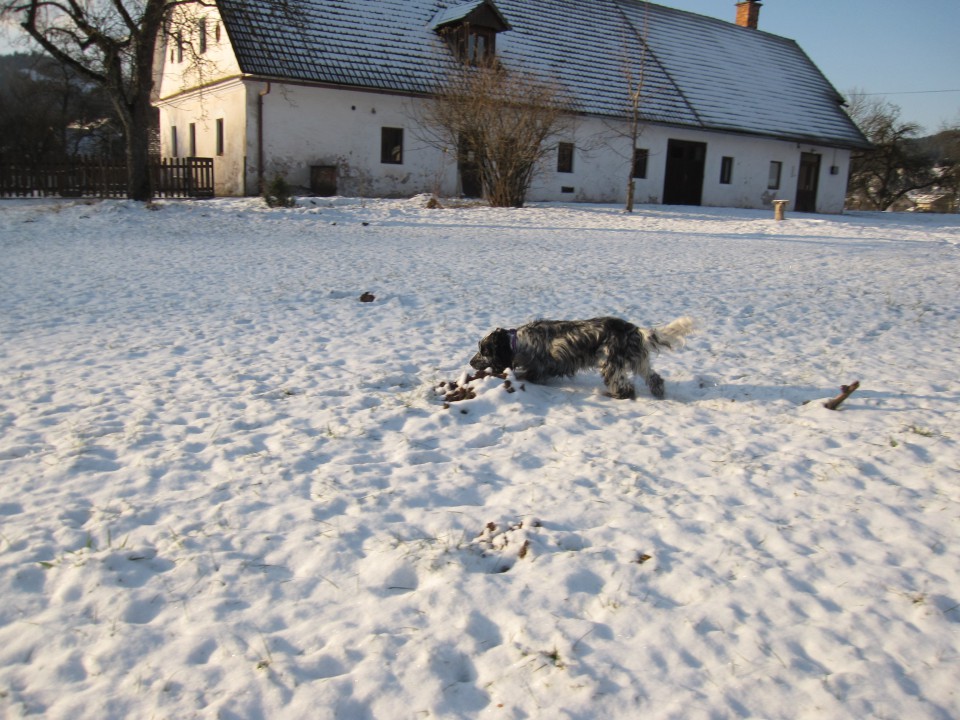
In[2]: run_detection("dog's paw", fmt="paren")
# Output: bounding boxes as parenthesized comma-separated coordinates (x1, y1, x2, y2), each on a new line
(607, 384, 637, 400)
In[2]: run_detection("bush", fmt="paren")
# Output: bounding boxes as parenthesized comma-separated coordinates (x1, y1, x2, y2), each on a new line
(420, 60, 573, 208)
(264, 175, 296, 208)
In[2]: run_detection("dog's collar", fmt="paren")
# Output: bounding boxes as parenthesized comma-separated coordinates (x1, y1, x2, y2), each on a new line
(506, 328, 518, 355)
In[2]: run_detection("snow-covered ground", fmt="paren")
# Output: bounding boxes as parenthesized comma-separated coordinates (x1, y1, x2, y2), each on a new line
(1, 197, 958, 719)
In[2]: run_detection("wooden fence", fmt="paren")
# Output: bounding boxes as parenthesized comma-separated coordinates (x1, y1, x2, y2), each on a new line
(0, 156, 214, 199)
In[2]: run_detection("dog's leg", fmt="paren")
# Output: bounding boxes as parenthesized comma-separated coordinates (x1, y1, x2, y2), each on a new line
(647, 372, 665, 399)
(631, 339, 665, 399)
(601, 358, 636, 399)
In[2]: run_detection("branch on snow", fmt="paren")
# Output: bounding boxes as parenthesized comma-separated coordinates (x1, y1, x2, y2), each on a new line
(824, 380, 860, 410)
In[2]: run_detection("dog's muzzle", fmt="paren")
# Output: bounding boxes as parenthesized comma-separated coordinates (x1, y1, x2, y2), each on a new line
(469, 351, 493, 371)
(470, 353, 508, 373)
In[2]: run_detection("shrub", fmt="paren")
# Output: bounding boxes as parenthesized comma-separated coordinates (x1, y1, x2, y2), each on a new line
(264, 175, 296, 208)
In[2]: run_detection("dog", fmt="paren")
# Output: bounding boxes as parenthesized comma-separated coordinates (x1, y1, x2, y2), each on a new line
(469, 316, 694, 399)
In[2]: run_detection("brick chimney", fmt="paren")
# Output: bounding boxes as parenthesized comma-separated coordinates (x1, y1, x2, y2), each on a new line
(735, 0, 762, 29)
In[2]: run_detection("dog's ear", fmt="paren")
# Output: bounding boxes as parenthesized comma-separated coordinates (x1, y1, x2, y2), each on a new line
(477, 328, 501, 352)
(478, 328, 497, 352)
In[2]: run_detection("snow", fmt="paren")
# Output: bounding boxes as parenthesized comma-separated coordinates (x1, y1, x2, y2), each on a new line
(1, 196, 958, 719)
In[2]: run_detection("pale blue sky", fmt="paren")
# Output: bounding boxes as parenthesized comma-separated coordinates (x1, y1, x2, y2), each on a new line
(3, 1, 958, 133)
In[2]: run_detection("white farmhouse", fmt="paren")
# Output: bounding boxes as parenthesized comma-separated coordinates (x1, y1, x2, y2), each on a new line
(155, 0, 869, 212)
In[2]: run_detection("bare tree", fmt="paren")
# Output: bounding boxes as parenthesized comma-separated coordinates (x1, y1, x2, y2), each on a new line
(922, 122, 960, 211)
(0, 53, 120, 160)
(622, 1, 650, 213)
(419, 58, 573, 208)
(0, 0, 247, 200)
(0, 0, 188, 199)
(845, 92, 947, 210)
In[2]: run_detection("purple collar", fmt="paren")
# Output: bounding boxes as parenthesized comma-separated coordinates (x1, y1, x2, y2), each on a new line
(506, 328, 518, 354)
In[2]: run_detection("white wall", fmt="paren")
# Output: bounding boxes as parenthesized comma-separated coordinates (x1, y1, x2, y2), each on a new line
(156, 2, 247, 196)
(249, 85, 455, 198)
(528, 117, 852, 213)
(157, 80, 248, 196)
(156, 4, 240, 99)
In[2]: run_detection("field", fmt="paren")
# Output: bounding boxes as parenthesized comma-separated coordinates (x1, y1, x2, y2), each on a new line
(1, 197, 958, 719)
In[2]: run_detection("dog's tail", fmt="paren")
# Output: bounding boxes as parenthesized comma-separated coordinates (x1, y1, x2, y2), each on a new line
(645, 316, 696, 352)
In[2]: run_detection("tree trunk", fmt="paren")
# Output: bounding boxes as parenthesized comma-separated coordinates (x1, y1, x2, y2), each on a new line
(124, 95, 155, 201)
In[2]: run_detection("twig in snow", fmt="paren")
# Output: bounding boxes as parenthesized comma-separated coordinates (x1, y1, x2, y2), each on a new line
(824, 380, 860, 410)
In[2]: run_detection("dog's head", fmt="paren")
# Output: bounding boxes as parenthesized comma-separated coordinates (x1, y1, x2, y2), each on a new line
(470, 328, 515, 373)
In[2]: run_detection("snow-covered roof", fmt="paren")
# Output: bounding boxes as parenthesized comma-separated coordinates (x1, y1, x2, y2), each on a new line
(215, 0, 869, 149)
(430, 0, 511, 31)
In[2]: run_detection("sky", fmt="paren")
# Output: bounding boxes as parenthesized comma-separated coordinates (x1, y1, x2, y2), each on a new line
(2, 0, 958, 134)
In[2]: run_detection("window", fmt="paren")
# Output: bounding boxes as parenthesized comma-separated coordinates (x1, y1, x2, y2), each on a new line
(768, 161, 782, 190)
(467, 26, 495, 63)
(444, 25, 497, 65)
(198, 18, 207, 54)
(381, 127, 404, 164)
(632, 148, 649, 179)
(557, 142, 574, 173)
(188, 123, 197, 157)
(175, 31, 183, 63)
(215, 22, 222, 43)
(720, 156, 734, 184)
(216, 118, 224, 156)
(171, 126, 179, 157)
(431, 3, 510, 66)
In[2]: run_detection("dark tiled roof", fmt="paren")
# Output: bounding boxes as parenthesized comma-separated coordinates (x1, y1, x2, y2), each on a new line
(215, 0, 868, 148)
(431, 1, 511, 31)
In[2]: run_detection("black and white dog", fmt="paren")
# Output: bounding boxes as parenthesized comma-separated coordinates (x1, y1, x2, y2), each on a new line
(470, 316, 694, 399)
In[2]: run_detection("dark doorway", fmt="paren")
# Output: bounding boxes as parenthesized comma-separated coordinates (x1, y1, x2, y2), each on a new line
(795, 152, 820, 212)
(310, 165, 337, 196)
(458, 136, 482, 198)
(663, 139, 706, 205)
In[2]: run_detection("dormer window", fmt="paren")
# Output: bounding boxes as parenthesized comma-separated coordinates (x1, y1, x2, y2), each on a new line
(431, 0, 511, 65)
(445, 23, 497, 64)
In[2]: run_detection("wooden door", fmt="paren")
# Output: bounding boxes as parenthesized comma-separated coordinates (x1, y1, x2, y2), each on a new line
(458, 136, 482, 198)
(795, 152, 820, 212)
(662, 139, 706, 206)
(310, 165, 337, 196)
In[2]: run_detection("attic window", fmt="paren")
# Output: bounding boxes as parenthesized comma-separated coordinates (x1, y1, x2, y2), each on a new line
(444, 24, 497, 64)
(431, 1, 511, 66)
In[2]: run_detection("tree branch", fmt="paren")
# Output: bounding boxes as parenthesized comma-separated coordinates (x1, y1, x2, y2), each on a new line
(824, 381, 860, 410)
